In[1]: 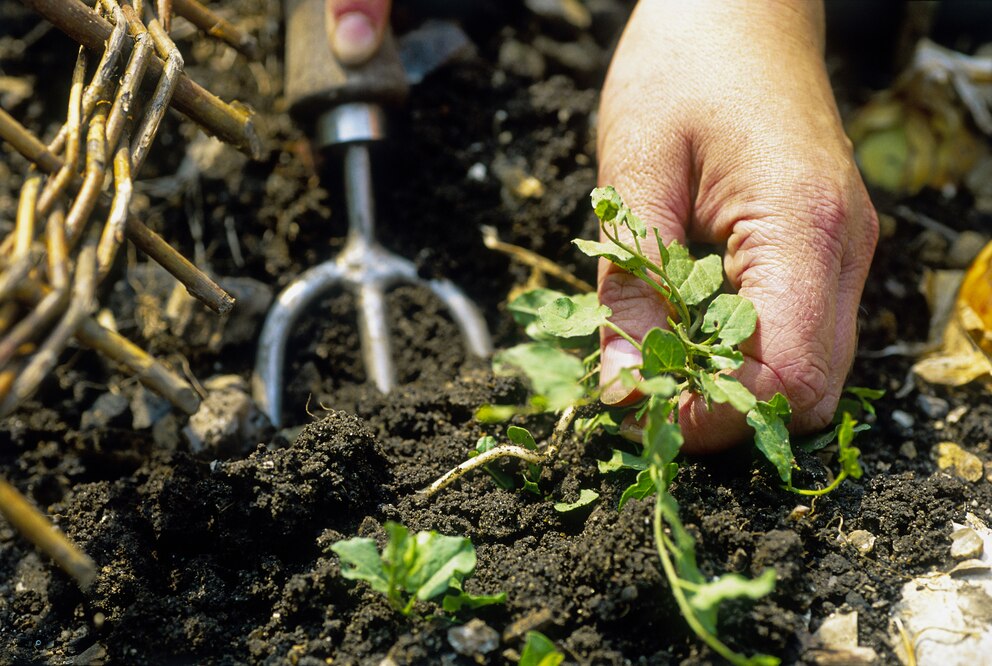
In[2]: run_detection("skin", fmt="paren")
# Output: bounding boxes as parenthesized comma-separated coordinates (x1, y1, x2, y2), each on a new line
(325, 0, 392, 66)
(597, 0, 878, 452)
(323, 0, 879, 453)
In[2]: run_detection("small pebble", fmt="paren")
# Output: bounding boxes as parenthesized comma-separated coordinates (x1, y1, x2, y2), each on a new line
(950, 527, 984, 560)
(891, 409, 915, 433)
(916, 394, 950, 419)
(934, 441, 984, 482)
(467, 162, 487, 182)
(899, 441, 918, 460)
(947, 405, 968, 424)
(448, 619, 500, 657)
(843, 530, 877, 555)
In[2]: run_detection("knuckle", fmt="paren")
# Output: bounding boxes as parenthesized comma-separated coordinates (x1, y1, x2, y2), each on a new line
(774, 354, 831, 415)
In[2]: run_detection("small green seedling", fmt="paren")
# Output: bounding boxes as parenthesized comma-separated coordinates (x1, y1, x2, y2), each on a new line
(329, 521, 505, 617)
(519, 631, 565, 666)
(425, 186, 875, 664)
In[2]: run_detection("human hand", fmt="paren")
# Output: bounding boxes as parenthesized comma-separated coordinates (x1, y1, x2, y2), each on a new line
(597, 0, 878, 453)
(325, 0, 391, 65)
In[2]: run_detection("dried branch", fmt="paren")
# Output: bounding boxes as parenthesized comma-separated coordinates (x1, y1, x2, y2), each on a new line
(21, 0, 263, 159)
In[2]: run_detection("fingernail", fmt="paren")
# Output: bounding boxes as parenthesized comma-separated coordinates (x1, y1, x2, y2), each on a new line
(331, 11, 378, 65)
(600, 338, 641, 405)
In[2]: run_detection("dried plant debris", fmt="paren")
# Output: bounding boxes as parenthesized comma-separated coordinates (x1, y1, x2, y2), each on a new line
(848, 38, 992, 196)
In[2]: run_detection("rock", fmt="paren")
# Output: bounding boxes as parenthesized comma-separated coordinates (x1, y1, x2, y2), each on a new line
(947, 231, 990, 268)
(951, 526, 985, 560)
(891, 516, 992, 664)
(80, 392, 130, 430)
(524, 0, 591, 29)
(167, 276, 274, 353)
(447, 618, 500, 657)
(498, 39, 545, 80)
(916, 394, 950, 419)
(934, 441, 984, 482)
(130, 385, 171, 430)
(808, 611, 879, 664)
(843, 530, 877, 556)
(891, 409, 914, 433)
(466, 162, 487, 182)
(182, 375, 270, 459)
(947, 405, 968, 424)
(899, 441, 918, 459)
(533, 34, 603, 77)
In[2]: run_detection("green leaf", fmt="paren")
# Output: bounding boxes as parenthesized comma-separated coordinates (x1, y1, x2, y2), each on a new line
(330, 537, 389, 595)
(619, 469, 656, 509)
(598, 449, 649, 474)
(698, 374, 756, 413)
(404, 531, 477, 602)
(641, 328, 686, 377)
(794, 422, 870, 453)
(507, 425, 537, 450)
(493, 343, 585, 410)
(520, 631, 565, 666)
(639, 375, 678, 397)
(537, 295, 612, 338)
(441, 577, 506, 613)
(845, 386, 885, 418)
(508, 288, 568, 327)
(747, 395, 794, 485)
(572, 239, 645, 272)
(553, 488, 600, 513)
(590, 186, 622, 222)
(665, 242, 723, 305)
(701, 294, 758, 346)
(471, 436, 516, 490)
(707, 345, 745, 371)
(837, 412, 863, 479)
(475, 404, 520, 423)
(644, 396, 682, 467)
(688, 569, 777, 615)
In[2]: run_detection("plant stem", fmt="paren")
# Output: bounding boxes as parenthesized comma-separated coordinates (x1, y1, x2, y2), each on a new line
(788, 471, 848, 497)
(604, 321, 640, 351)
(652, 490, 755, 666)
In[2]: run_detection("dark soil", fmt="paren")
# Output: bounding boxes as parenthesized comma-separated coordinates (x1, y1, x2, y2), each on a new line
(3, 2, 992, 665)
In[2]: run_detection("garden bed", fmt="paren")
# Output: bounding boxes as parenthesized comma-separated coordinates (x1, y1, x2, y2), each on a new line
(2, 1, 992, 664)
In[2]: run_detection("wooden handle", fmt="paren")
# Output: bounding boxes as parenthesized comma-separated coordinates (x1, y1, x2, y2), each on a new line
(284, 0, 408, 120)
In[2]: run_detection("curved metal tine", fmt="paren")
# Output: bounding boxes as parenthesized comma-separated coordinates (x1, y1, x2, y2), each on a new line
(372, 250, 492, 360)
(424, 276, 492, 357)
(252, 260, 347, 427)
(356, 280, 395, 394)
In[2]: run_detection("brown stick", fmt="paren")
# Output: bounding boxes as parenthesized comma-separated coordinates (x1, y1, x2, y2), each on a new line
(130, 17, 183, 175)
(21, 0, 262, 159)
(0, 478, 98, 591)
(38, 48, 87, 216)
(0, 107, 62, 173)
(173, 0, 260, 59)
(0, 108, 235, 314)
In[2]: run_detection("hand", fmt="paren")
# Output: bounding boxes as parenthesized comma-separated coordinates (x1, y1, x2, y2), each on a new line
(325, 0, 391, 65)
(597, 0, 878, 453)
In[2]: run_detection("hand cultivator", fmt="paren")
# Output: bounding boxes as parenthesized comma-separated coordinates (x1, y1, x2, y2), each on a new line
(0, 0, 260, 588)
(252, 0, 491, 428)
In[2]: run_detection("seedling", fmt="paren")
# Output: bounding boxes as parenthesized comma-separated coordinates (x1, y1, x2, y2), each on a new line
(425, 186, 873, 664)
(519, 631, 565, 666)
(329, 521, 505, 618)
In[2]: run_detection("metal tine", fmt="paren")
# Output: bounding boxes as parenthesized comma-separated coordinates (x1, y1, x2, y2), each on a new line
(253, 142, 492, 427)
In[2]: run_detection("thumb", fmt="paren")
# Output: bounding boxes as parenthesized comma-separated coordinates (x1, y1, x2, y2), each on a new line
(325, 0, 391, 66)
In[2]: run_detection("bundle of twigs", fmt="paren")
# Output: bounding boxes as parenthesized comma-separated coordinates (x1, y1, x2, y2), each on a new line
(0, 0, 261, 589)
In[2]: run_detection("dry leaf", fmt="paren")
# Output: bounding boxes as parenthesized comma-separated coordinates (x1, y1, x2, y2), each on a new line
(913, 241, 992, 386)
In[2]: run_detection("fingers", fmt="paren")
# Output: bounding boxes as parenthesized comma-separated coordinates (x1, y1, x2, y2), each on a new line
(677, 176, 878, 453)
(325, 0, 391, 66)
